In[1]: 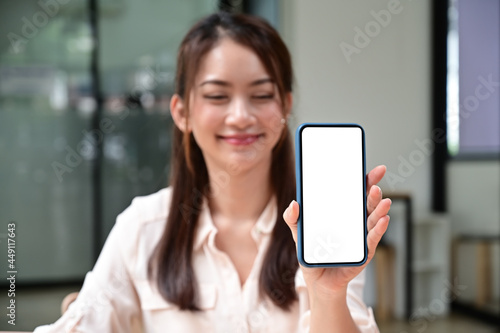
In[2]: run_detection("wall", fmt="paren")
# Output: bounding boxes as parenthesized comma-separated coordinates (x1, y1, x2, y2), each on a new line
(281, 0, 432, 219)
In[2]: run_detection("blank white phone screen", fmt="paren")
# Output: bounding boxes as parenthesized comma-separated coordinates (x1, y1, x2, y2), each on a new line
(301, 126, 365, 264)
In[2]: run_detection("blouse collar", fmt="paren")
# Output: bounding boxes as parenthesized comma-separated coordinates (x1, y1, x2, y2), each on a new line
(193, 195, 277, 250)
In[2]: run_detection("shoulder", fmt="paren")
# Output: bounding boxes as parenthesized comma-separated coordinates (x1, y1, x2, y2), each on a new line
(117, 187, 173, 226)
(112, 187, 173, 276)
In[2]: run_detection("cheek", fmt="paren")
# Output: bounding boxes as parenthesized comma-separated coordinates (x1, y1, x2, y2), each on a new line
(261, 109, 285, 141)
(189, 105, 223, 137)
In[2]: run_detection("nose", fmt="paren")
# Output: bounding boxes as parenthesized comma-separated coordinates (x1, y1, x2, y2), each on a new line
(225, 97, 255, 128)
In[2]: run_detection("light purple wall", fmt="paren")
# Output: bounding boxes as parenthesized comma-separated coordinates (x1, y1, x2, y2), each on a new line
(458, 0, 500, 154)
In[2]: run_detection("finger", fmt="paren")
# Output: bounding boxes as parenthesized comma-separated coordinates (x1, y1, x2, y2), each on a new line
(367, 215, 390, 260)
(367, 198, 391, 231)
(367, 185, 382, 216)
(366, 165, 386, 192)
(283, 200, 299, 244)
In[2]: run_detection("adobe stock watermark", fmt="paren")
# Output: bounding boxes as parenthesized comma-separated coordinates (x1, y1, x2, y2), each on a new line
(7, 0, 72, 54)
(312, 235, 342, 263)
(61, 267, 130, 328)
(406, 277, 467, 333)
(340, 0, 404, 64)
(237, 270, 296, 332)
(223, 112, 291, 177)
(384, 73, 499, 191)
(51, 118, 116, 182)
(51, 64, 170, 182)
(384, 129, 445, 191)
(178, 111, 294, 222)
(447, 73, 499, 129)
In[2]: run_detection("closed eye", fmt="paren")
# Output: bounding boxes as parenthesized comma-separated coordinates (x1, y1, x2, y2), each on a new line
(253, 94, 274, 100)
(204, 95, 227, 100)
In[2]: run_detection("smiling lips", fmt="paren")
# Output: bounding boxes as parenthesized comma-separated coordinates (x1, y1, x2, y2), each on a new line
(219, 134, 262, 145)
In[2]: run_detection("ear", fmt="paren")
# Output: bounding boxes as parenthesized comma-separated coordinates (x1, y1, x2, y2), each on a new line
(170, 94, 191, 132)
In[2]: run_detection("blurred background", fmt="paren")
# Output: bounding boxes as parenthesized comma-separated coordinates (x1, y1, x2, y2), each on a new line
(0, 0, 498, 331)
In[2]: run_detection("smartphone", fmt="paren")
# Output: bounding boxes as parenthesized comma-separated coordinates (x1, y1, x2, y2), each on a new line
(295, 123, 367, 267)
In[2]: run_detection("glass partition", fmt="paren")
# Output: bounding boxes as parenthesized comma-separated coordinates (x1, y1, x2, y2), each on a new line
(0, 0, 218, 285)
(0, 0, 94, 282)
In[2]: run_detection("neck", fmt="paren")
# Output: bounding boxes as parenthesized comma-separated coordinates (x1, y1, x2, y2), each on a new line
(206, 160, 273, 226)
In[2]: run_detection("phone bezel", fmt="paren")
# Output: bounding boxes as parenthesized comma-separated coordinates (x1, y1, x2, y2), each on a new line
(295, 123, 367, 267)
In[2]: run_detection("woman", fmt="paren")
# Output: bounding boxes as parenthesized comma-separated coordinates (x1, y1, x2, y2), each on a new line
(34, 11, 390, 333)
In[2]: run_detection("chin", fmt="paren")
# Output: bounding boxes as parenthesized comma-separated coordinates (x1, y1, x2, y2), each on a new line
(223, 153, 270, 176)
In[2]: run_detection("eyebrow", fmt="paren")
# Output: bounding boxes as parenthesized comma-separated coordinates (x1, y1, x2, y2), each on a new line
(199, 78, 274, 87)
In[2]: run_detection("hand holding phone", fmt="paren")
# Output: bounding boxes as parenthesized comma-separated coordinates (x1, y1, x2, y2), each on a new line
(295, 123, 367, 267)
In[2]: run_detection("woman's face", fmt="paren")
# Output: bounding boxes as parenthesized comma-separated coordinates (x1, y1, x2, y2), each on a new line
(186, 38, 289, 176)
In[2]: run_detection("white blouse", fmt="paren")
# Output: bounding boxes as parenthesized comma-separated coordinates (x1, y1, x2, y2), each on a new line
(34, 187, 379, 333)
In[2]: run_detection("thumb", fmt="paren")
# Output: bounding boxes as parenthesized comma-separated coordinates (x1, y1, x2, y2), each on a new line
(283, 200, 299, 244)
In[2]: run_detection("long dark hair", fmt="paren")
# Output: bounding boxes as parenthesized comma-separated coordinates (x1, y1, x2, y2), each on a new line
(148, 11, 298, 311)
